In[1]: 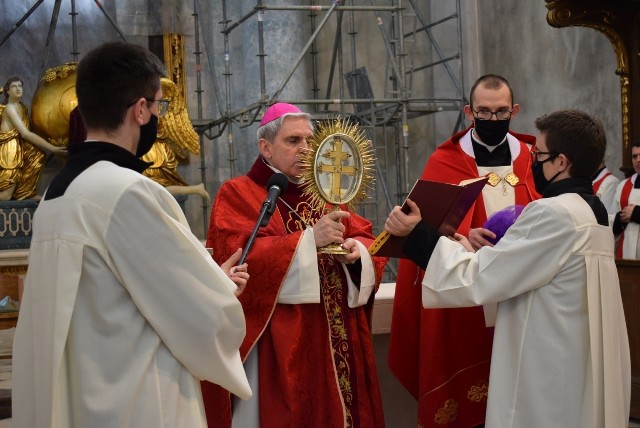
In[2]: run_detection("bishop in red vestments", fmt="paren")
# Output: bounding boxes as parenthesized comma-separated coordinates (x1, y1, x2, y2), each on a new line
(387, 75, 540, 427)
(202, 103, 387, 427)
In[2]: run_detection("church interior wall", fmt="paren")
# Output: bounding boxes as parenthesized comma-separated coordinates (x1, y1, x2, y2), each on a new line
(471, 1, 622, 180)
(0, 0, 623, 242)
(0, 2, 629, 426)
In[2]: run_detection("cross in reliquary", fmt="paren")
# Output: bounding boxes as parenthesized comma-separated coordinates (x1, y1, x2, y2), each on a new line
(317, 137, 358, 202)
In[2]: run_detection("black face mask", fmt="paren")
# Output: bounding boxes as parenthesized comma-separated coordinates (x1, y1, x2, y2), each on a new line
(136, 113, 158, 158)
(474, 119, 511, 146)
(532, 154, 561, 194)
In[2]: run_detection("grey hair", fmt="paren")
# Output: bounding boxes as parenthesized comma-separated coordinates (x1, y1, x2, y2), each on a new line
(257, 112, 313, 142)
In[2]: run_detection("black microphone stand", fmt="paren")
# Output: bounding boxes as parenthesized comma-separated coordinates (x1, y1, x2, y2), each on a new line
(238, 199, 272, 265)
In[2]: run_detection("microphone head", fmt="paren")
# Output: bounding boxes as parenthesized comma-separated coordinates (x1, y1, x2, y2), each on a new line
(267, 172, 289, 193)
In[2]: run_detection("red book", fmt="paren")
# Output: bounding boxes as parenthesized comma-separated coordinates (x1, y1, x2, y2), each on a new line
(368, 176, 488, 258)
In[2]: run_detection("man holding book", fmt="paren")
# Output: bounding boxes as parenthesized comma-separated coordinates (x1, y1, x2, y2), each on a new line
(386, 109, 630, 427)
(387, 74, 539, 427)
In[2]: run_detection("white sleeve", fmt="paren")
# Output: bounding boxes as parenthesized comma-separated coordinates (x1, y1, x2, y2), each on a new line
(609, 180, 624, 226)
(423, 201, 576, 308)
(106, 181, 251, 399)
(343, 240, 375, 308)
(277, 228, 321, 304)
(599, 176, 620, 216)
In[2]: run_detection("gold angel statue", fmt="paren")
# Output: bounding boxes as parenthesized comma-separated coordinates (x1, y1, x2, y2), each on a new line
(0, 77, 66, 200)
(32, 65, 208, 201)
(141, 78, 209, 200)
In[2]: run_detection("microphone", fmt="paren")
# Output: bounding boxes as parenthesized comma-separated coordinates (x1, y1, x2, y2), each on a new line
(261, 173, 289, 226)
(239, 173, 289, 265)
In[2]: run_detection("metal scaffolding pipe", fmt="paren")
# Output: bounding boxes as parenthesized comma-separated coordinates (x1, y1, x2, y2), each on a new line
(271, 1, 338, 100)
(192, 0, 210, 237)
(221, 0, 237, 178)
(40, 0, 63, 76)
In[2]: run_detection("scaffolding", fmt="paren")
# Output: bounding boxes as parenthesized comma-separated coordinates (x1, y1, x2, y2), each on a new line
(192, 0, 466, 279)
(0, 0, 467, 280)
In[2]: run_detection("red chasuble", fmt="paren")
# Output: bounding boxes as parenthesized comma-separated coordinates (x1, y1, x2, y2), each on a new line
(202, 157, 387, 428)
(388, 127, 539, 427)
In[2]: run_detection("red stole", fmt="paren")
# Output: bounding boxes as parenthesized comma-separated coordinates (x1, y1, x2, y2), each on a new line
(388, 127, 539, 427)
(615, 177, 634, 258)
(592, 171, 612, 194)
(202, 157, 386, 428)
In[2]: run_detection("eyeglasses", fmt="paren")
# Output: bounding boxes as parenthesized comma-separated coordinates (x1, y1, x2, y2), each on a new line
(146, 98, 169, 118)
(127, 98, 170, 118)
(531, 150, 558, 163)
(472, 109, 513, 121)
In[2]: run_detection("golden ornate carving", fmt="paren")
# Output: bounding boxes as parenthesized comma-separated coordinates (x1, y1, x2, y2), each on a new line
(141, 78, 203, 196)
(163, 33, 188, 106)
(545, 1, 631, 150)
(298, 117, 375, 254)
(0, 265, 27, 276)
(299, 117, 375, 211)
(32, 62, 78, 144)
(155, 78, 199, 159)
(0, 78, 51, 200)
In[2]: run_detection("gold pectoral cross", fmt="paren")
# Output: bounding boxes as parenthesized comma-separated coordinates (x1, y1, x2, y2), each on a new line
(317, 138, 358, 202)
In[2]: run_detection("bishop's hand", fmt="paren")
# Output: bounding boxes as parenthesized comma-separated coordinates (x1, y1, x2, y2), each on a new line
(334, 238, 361, 264)
(312, 210, 350, 248)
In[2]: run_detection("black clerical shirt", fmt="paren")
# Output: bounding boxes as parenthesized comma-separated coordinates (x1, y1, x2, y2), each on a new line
(45, 141, 150, 200)
(471, 134, 511, 167)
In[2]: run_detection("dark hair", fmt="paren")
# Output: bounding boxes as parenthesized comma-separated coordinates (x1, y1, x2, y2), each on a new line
(632, 140, 640, 149)
(534, 110, 606, 178)
(2, 76, 23, 104)
(469, 74, 514, 108)
(75, 42, 165, 131)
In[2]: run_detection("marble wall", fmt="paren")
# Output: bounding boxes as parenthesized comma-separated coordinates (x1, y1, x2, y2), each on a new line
(467, 1, 622, 176)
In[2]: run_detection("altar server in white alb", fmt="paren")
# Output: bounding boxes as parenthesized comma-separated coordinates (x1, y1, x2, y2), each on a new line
(12, 42, 252, 428)
(592, 160, 620, 215)
(384, 109, 630, 427)
(612, 140, 640, 259)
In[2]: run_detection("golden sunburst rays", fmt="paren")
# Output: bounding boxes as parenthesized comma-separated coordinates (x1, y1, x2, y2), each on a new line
(299, 117, 376, 213)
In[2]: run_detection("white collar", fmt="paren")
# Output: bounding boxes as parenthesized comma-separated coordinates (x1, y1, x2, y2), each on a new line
(459, 128, 521, 161)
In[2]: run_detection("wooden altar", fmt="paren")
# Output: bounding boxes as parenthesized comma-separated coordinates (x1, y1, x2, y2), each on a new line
(618, 258, 640, 418)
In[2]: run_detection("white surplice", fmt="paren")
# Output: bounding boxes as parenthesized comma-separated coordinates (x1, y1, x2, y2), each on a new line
(423, 193, 630, 428)
(12, 161, 251, 428)
(611, 173, 640, 259)
(593, 167, 620, 215)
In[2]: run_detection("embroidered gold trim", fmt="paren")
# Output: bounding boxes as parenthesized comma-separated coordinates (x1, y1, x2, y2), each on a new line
(434, 399, 458, 424)
(467, 382, 488, 402)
